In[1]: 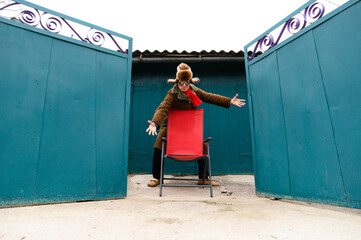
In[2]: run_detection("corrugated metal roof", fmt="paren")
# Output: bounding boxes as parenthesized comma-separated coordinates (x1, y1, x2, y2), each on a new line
(132, 50, 257, 63)
(133, 49, 244, 56)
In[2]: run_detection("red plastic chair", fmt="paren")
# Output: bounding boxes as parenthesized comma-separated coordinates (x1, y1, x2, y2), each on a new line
(160, 109, 213, 197)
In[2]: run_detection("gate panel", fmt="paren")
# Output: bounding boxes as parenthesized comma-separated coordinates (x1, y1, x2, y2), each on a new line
(249, 53, 290, 194)
(312, 1, 361, 201)
(0, 0, 132, 206)
(96, 53, 128, 194)
(245, 0, 361, 208)
(36, 39, 97, 196)
(0, 23, 52, 198)
(277, 32, 345, 200)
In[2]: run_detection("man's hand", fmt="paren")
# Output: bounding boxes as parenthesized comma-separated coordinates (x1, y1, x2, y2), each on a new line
(146, 120, 157, 136)
(230, 94, 246, 107)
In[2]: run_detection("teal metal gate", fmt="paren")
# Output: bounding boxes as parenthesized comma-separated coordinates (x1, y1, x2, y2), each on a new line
(245, 0, 361, 208)
(0, 0, 132, 206)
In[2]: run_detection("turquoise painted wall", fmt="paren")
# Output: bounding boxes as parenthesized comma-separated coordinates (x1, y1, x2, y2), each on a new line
(129, 62, 253, 175)
(245, 0, 361, 208)
(0, 17, 132, 206)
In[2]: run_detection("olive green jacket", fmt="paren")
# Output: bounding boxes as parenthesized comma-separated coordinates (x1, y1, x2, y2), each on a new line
(151, 84, 231, 149)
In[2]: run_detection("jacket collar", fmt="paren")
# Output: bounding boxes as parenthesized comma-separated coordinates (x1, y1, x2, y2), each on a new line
(171, 84, 198, 101)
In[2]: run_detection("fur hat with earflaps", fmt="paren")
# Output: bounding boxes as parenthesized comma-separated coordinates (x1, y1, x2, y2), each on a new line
(168, 63, 200, 84)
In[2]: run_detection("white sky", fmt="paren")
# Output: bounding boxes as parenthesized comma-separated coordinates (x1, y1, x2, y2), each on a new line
(24, 0, 309, 52)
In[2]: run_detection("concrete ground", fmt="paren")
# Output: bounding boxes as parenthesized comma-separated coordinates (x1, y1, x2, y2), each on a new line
(1, 174, 361, 240)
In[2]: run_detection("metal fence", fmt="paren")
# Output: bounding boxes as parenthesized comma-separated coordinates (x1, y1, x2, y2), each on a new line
(0, 0, 132, 206)
(244, 0, 361, 209)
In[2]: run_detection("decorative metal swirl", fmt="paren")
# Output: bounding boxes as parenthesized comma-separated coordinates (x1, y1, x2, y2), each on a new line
(248, 1, 325, 61)
(40, 13, 62, 33)
(0, 1, 128, 54)
(18, 8, 39, 26)
(287, 13, 306, 34)
(305, 2, 326, 23)
(86, 28, 105, 46)
(259, 34, 274, 52)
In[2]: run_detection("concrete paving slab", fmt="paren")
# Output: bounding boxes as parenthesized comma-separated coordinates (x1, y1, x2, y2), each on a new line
(0, 174, 361, 240)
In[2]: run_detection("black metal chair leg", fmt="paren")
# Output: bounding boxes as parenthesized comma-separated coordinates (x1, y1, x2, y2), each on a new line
(202, 158, 206, 186)
(207, 144, 213, 197)
(160, 143, 165, 197)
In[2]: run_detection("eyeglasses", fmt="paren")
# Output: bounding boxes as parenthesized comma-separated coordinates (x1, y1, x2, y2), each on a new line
(178, 81, 190, 86)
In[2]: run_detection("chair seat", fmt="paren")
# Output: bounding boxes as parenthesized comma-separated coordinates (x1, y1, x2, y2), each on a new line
(166, 154, 206, 161)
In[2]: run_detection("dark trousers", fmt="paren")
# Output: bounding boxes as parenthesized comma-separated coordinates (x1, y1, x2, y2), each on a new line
(152, 148, 209, 180)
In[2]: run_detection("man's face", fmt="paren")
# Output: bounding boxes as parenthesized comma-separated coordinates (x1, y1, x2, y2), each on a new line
(178, 81, 190, 92)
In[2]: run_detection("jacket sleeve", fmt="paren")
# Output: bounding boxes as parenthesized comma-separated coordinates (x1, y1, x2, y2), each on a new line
(196, 88, 231, 108)
(151, 90, 174, 126)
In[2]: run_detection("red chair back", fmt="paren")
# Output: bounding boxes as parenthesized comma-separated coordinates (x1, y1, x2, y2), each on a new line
(166, 109, 204, 158)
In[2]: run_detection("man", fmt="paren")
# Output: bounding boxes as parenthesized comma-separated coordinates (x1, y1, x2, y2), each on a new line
(146, 63, 246, 187)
